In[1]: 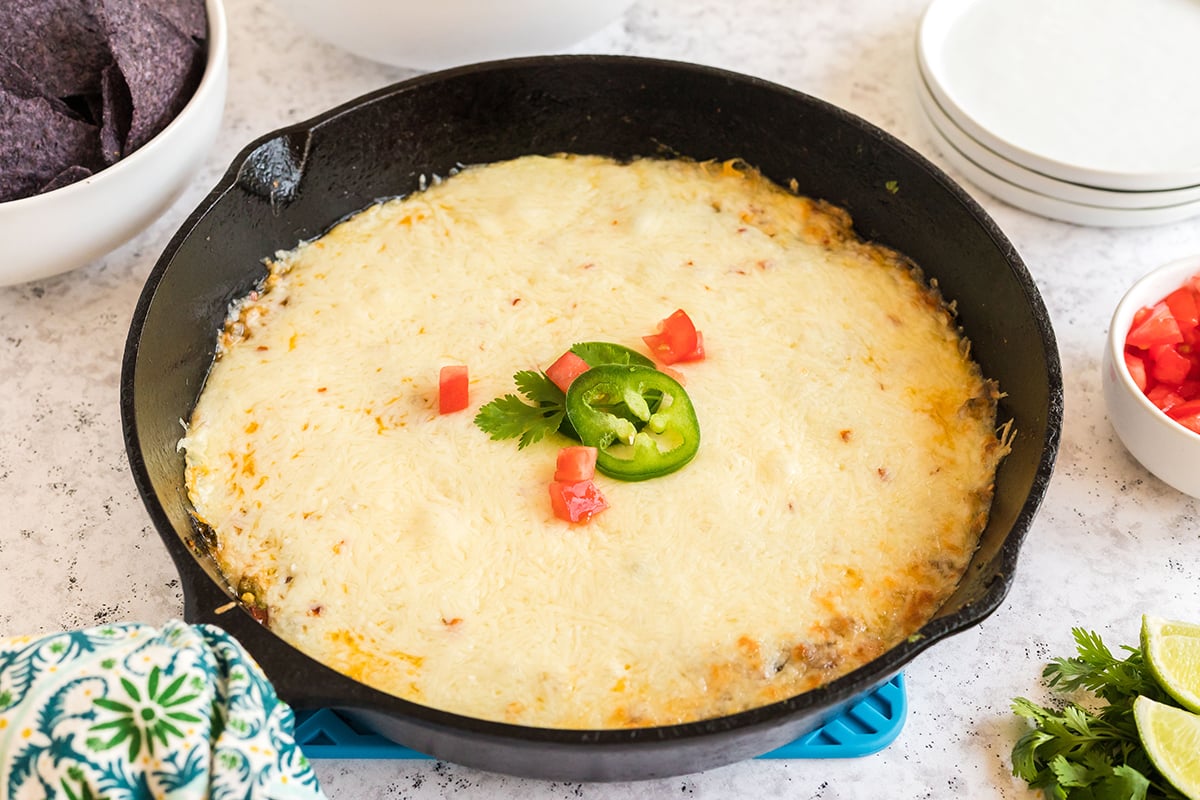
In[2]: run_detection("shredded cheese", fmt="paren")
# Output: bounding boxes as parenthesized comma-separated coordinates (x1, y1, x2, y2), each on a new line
(181, 155, 1006, 729)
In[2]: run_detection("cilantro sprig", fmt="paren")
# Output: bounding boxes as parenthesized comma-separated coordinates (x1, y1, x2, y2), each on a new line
(473, 342, 656, 449)
(1011, 628, 1186, 800)
(473, 370, 565, 450)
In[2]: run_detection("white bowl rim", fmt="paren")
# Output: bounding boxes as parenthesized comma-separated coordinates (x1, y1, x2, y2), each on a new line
(0, 0, 228, 211)
(1108, 254, 1200, 444)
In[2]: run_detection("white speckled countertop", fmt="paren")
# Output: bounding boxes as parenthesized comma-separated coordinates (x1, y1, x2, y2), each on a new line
(3, 0, 1200, 797)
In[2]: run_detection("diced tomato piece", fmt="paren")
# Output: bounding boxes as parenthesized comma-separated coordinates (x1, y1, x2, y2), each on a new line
(438, 365, 469, 414)
(1124, 351, 1149, 392)
(1179, 379, 1200, 399)
(1147, 384, 1186, 412)
(1149, 343, 1192, 385)
(545, 351, 590, 393)
(643, 309, 705, 365)
(1166, 398, 1200, 419)
(1127, 274, 1200, 425)
(554, 446, 598, 482)
(548, 479, 608, 523)
(1126, 301, 1183, 349)
(1165, 287, 1200, 331)
(1167, 399, 1200, 434)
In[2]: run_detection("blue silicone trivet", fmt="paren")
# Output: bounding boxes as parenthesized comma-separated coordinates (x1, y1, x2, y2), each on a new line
(293, 673, 905, 760)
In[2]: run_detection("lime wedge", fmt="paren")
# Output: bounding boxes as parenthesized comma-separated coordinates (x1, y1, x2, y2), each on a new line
(1143, 615, 1200, 712)
(1134, 695, 1200, 800)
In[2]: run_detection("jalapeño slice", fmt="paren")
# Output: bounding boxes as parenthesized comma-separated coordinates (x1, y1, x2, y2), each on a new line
(556, 342, 658, 442)
(565, 364, 700, 481)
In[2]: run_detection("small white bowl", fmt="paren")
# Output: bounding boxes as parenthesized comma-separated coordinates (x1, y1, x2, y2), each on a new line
(274, 0, 636, 71)
(0, 0, 228, 287)
(1103, 254, 1200, 498)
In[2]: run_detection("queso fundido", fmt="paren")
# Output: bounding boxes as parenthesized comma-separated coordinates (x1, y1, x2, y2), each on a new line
(180, 154, 1008, 729)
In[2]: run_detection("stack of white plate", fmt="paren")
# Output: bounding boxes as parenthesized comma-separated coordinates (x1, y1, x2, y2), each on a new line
(915, 0, 1200, 227)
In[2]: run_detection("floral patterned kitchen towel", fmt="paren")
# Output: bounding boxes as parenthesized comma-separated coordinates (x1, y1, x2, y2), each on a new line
(0, 619, 328, 799)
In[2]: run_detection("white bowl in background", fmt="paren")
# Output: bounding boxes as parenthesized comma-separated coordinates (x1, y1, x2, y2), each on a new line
(274, 0, 636, 71)
(0, 0, 228, 287)
(1104, 255, 1200, 499)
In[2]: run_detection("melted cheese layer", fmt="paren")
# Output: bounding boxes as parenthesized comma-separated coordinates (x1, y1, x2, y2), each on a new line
(182, 155, 1005, 729)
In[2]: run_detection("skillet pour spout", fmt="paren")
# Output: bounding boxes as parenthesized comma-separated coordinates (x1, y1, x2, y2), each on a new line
(121, 55, 1062, 781)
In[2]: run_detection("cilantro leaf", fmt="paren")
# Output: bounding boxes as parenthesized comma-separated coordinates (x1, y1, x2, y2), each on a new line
(1046, 628, 1165, 705)
(1011, 629, 1190, 800)
(513, 370, 565, 405)
(474, 371, 566, 449)
(1104, 765, 1153, 800)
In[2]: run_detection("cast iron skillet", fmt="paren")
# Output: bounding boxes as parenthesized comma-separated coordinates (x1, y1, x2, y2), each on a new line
(121, 55, 1062, 781)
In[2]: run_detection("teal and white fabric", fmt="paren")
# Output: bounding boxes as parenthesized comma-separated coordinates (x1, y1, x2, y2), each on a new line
(0, 620, 328, 799)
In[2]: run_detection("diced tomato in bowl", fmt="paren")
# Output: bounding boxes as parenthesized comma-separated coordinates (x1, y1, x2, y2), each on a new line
(1166, 399, 1200, 435)
(1165, 286, 1199, 331)
(1123, 351, 1148, 392)
(1122, 272, 1200, 419)
(1105, 256, 1200, 499)
(1125, 301, 1182, 350)
(1147, 343, 1192, 385)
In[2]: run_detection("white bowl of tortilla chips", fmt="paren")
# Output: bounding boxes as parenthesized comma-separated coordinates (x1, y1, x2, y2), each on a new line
(0, 0, 227, 286)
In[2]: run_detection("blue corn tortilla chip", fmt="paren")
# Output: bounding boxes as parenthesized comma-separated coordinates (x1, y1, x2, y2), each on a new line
(0, 52, 82, 120)
(0, 87, 102, 202)
(98, 0, 205, 153)
(0, 52, 46, 99)
(39, 164, 95, 194)
(139, 0, 208, 40)
(0, 0, 110, 98)
(98, 62, 132, 164)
